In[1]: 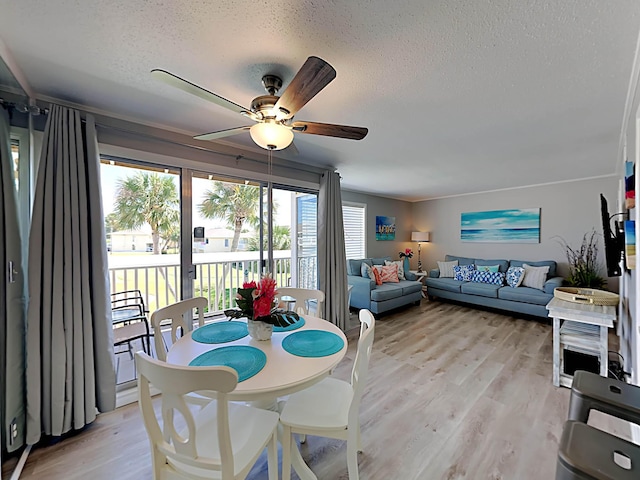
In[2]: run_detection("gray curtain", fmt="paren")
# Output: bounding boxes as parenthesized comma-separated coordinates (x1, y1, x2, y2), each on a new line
(26, 105, 115, 445)
(1, 107, 26, 453)
(318, 170, 349, 330)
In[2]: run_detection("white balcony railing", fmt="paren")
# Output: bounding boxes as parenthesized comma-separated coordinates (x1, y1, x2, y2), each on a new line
(108, 250, 316, 314)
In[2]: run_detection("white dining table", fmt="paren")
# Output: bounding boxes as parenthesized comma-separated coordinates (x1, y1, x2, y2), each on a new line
(166, 314, 348, 479)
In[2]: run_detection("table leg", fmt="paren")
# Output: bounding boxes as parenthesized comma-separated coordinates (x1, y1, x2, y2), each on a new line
(553, 317, 560, 387)
(599, 326, 608, 378)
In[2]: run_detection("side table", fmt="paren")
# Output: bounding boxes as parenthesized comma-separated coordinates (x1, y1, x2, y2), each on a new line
(546, 297, 616, 388)
(409, 270, 429, 299)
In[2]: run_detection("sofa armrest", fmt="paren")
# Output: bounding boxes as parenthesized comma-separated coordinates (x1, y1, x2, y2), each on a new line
(429, 269, 439, 278)
(405, 271, 417, 281)
(543, 276, 564, 294)
(347, 275, 375, 308)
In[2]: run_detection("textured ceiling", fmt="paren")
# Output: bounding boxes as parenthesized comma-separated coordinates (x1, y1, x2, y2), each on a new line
(0, 1, 639, 200)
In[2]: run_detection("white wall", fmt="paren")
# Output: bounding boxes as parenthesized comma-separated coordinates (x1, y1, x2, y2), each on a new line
(410, 176, 620, 288)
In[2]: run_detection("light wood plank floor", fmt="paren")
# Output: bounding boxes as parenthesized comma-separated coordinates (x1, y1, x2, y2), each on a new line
(3, 300, 629, 479)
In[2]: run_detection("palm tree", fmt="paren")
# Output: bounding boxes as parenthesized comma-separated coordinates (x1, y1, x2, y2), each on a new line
(198, 182, 262, 252)
(247, 225, 291, 251)
(113, 172, 179, 254)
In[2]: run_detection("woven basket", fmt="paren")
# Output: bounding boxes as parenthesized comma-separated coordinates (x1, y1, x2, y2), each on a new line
(554, 287, 620, 306)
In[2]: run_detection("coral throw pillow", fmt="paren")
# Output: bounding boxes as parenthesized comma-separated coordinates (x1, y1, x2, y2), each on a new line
(371, 266, 383, 285)
(380, 264, 399, 283)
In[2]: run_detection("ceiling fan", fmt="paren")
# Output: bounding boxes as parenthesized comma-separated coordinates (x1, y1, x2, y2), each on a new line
(151, 56, 368, 151)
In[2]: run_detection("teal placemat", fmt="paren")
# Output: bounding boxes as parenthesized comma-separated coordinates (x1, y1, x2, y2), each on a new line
(273, 316, 306, 332)
(192, 321, 248, 344)
(188, 346, 266, 382)
(282, 330, 344, 358)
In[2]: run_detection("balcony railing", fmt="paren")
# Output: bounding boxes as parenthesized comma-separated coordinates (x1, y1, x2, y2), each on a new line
(108, 250, 317, 314)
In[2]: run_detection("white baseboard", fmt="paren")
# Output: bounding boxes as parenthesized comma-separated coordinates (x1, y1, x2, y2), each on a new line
(115, 384, 159, 408)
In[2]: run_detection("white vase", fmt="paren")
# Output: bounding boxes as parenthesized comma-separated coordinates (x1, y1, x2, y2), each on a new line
(247, 319, 273, 341)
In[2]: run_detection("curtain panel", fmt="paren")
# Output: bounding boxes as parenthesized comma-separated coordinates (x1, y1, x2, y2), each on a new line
(0, 107, 27, 453)
(26, 105, 115, 445)
(318, 170, 349, 330)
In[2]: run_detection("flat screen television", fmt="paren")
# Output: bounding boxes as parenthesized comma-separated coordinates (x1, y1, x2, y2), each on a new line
(600, 194, 624, 277)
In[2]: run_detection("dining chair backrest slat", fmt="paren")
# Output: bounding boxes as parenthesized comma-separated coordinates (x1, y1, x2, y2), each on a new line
(135, 352, 238, 477)
(150, 297, 208, 361)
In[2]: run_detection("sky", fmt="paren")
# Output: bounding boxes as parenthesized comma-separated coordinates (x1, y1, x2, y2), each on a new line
(100, 163, 292, 230)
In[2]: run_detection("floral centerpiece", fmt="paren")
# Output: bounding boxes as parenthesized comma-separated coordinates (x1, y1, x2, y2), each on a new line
(224, 275, 300, 339)
(399, 248, 413, 259)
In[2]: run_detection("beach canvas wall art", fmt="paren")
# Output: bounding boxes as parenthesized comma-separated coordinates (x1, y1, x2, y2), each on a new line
(375, 216, 396, 240)
(625, 220, 636, 270)
(461, 208, 541, 243)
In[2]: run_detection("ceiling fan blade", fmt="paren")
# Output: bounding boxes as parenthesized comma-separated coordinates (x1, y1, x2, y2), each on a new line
(274, 56, 336, 118)
(291, 121, 368, 140)
(151, 69, 258, 119)
(194, 126, 251, 141)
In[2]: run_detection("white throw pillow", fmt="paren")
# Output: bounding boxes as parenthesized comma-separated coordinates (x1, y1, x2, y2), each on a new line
(521, 263, 550, 290)
(437, 260, 459, 278)
(385, 260, 405, 280)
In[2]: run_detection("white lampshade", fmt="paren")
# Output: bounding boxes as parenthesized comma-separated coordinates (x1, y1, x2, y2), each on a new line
(411, 231, 430, 242)
(250, 122, 294, 150)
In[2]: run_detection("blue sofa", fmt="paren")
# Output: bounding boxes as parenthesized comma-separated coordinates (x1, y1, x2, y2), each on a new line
(347, 257, 423, 315)
(425, 255, 564, 318)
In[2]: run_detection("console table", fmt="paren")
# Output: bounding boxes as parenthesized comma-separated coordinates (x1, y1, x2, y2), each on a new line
(547, 297, 616, 388)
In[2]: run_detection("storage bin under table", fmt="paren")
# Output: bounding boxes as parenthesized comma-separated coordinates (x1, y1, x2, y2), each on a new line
(546, 297, 616, 388)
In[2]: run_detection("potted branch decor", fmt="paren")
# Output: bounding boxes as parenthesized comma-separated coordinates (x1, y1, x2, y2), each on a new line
(224, 274, 300, 340)
(556, 230, 607, 289)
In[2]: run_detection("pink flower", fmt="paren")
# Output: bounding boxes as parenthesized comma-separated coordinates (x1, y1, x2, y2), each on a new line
(258, 275, 277, 298)
(253, 295, 272, 318)
(405, 248, 412, 255)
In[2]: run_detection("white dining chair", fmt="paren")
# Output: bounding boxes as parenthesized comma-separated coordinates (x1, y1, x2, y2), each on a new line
(277, 287, 325, 318)
(150, 296, 208, 361)
(135, 352, 279, 480)
(279, 308, 375, 480)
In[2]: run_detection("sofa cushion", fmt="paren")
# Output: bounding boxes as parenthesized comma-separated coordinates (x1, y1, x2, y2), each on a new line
(461, 281, 501, 298)
(521, 263, 549, 290)
(385, 260, 406, 280)
(498, 286, 552, 306)
(470, 270, 505, 285)
(509, 259, 557, 278)
(399, 280, 423, 296)
(371, 256, 392, 266)
(361, 262, 373, 279)
(445, 255, 475, 266)
(437, 260, 458, 278)
(370, 283, 405, 302)
(506, 266, 525, 288)
(425, 277, 464, 293)
(453, 264, 475, 281)
(379, 264, 400, 283)
(348, 258, 372, 276)
(475, 258, 509, 273)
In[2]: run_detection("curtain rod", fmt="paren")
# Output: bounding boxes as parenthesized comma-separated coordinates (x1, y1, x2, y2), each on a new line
(0, 97, 47, 115)
(37, 97, 329, 176)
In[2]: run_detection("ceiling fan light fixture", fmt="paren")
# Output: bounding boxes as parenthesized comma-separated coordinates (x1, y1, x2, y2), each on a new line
(250, 122, 294, 150)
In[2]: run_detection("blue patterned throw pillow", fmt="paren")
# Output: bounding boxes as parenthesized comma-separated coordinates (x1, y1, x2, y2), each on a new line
(471, 270, 505, 285)
(453, 264, 475, 281)
(506, 266, 525, 288)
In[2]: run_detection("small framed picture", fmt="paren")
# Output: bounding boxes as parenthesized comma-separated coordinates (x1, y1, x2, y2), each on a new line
(375, 216, 395, 241)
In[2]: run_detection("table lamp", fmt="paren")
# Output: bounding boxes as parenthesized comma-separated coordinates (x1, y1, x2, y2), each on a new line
(411, 231, 430, 272)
